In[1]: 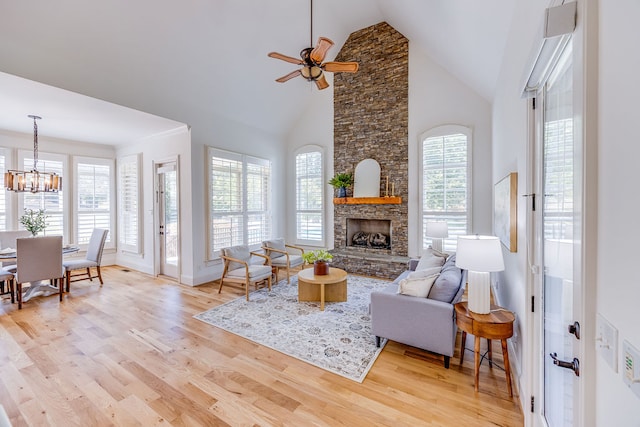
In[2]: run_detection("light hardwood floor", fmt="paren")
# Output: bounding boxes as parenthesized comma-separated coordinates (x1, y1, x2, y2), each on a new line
(0, 267, 523, 426)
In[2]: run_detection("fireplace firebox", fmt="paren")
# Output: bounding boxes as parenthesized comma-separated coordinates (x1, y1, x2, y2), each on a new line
(346, 218, 391, 250)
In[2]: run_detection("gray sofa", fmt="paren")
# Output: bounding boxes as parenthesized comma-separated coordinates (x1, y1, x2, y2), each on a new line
(370, 254, 466, 368)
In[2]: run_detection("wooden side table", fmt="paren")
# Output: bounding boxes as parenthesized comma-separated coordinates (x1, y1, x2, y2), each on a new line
(454, 301, 515, 396)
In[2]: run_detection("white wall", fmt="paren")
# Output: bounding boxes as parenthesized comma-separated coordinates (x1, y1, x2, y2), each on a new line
(286, 42, 493, 258)
(596, 0, 640, 423)
(0, 128, 117, 262)
(187, 114, 287, 286)
(115, 126, 192, 280)
(493, 0, 640, 424)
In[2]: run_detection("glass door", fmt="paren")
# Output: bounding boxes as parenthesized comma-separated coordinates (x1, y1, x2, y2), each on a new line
(539, 40, 581, 426)
(156, 162, 179, 279)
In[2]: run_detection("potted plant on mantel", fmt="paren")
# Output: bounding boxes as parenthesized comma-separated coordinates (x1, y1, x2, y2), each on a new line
(19, 208, 47, 236)
(329, 172, 353, 198)
(302, 249, 334, 276)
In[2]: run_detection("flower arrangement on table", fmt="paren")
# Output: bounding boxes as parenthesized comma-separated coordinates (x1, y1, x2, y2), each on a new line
(19, 208, 48, 236)
(302, 249, 334, 275)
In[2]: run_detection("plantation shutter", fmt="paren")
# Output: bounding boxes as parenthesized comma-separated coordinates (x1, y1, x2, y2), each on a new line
(246, 155, 271, 246)
(22, 155, 65, 237)
(422, 132, 469, 252)
(295, 150, 323, 243)
(118, 155, 140, 253)
(0, 151, 6, 230)
(76, 161, 111, 244)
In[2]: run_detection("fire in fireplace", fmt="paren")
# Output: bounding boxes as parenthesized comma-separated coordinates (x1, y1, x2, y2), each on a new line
(346, 218, 391, 250)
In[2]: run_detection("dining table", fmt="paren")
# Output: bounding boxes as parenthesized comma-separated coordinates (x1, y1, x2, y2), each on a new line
(0, 245, 80, 302)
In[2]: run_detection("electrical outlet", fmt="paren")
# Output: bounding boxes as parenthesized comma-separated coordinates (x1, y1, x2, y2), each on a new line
(596, 313, 618, 372)
(623, 340, 640, 399)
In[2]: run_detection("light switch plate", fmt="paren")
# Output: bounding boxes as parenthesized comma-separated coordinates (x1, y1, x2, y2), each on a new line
(596, 313, 618, 372)
(623, 340, 640, 399)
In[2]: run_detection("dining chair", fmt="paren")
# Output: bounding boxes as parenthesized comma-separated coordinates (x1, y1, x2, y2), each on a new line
(0, 270, 15, 304)
(63, 228, 108, 292)
(0, 230, 31, 272)
(261, 238, 305, 283)
(15, 236, 64, 309)
(218, 244, 272, 301)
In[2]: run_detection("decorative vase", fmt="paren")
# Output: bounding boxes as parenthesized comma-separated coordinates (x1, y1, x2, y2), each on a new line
(314, 261, 329, 275)
(337, 186, 347, 198)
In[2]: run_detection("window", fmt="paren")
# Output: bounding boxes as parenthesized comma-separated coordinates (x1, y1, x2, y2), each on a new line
(75, 157, 114, 247)
(0, 150, 6, 230)
(421, 126, 472, 252)
(295, 147, 323, 245)
(208, 148, 271, 259)
(19, 151, 66, 238)
(118, 154, 141, 254)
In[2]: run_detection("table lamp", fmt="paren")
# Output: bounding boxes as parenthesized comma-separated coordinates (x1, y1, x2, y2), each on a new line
(455, 235, 504, 314)
(425, 221, 449, 253)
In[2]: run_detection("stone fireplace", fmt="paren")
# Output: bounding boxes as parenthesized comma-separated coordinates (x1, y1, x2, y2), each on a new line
(329, 22, 410, 279)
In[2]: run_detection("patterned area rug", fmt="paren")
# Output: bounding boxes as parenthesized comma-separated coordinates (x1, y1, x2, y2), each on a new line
(194, 274, 391, 382)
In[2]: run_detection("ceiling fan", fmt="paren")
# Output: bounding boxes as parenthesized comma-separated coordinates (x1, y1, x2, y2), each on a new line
(267, 0, 359, 90)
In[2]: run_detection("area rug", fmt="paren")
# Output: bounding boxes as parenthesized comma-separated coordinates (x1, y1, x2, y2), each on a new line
(194, 275, 391, 382)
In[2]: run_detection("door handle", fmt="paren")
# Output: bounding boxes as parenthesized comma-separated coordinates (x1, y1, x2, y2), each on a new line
(550, 352, 580, 376)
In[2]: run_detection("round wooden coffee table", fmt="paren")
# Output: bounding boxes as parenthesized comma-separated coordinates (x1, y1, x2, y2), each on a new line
(297, 267, 347, 311)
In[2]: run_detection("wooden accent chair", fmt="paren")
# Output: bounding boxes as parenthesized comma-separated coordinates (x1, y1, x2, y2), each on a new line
(63, 228, 109, 292)
(15, 236, 64, 309)
(218, 245, 272, 301)
(261, 238, 304, 283)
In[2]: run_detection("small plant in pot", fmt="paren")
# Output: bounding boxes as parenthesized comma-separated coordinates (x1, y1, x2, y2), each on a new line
(328, 172, 353, 198)
(302, 249, 334, 275)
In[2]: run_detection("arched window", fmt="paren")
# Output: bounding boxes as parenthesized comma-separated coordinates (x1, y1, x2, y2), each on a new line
(295, 146, 323, 245)
(420, 125, 472, 252)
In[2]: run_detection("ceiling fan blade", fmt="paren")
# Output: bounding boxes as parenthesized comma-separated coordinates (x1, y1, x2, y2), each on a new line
(275, 69, 302, 83)
(323, 61, 359, 73)
(268, 52, 304, 65)
(310, 37, 334, 63)
(315, 74, 329, 90)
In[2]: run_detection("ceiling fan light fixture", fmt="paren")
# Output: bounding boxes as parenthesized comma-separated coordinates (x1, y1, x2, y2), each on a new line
(301, 65, 323, 81)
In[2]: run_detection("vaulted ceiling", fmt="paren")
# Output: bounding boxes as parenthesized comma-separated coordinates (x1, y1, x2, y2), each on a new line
(0, 0, 515, 143)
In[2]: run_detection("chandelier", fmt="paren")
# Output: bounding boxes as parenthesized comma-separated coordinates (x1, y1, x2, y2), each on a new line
(5, 115, 61, 193)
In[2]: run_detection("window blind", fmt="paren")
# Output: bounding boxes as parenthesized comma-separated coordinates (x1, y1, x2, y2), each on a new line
(118, 155, 140, 253)
(422, 132, 469, 252)
(77, 162, 111, 244)
(295, 150, 323, 243)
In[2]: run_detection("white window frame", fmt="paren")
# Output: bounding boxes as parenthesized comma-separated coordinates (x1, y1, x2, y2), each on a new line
(17, 150, 69, 242)
(294, 145, 324, 246)
(419, 125, 473, 252)
(117, 153, 142, 255)
(74, 156, 115, 250)
(207, 147, 272, 260)
(0, 148, 7, 231)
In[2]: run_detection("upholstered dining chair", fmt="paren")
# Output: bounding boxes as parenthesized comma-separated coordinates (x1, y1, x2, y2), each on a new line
(15, 236, 64, 310)
(218, 245, 272, 301)
(261, 238, 304, 283)
(62, 228, 108, 292)
(0, 270, 16, 304)
(0, 230, 31, 272)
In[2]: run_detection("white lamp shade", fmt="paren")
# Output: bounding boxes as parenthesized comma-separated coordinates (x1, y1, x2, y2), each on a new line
(455, 235, 505, 272)
(425, 221, 449, 238)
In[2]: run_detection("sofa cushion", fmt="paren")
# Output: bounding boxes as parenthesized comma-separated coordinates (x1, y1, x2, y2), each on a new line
(415, 248, 447, 271)
(397, 273, 439, 298)
(428, 254, 463, 303)
(262, 238, 286, 259)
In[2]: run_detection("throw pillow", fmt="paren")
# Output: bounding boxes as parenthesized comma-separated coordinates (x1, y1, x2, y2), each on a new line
(415, 247, 448, 271)
(263, 238, 286, 258)
(428, 254, 463, 303)
(397, 273, 439, 298)
(407, 266, 441, 279)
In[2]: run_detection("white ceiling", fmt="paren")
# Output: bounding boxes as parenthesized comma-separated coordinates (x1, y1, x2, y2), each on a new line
(0, 0, 515, 144)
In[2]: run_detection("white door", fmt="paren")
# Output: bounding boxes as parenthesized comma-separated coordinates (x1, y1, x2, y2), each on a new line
(534, 40, 582, 426)
(156, 161, 179, 279)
